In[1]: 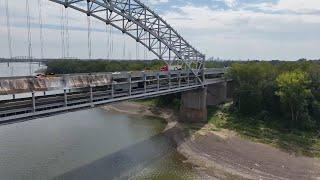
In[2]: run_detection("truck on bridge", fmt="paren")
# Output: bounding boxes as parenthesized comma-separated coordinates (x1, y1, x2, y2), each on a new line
(160, 65, 182, 71)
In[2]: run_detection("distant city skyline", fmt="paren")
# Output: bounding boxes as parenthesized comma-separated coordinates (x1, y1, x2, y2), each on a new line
(0, 0, 319, 60)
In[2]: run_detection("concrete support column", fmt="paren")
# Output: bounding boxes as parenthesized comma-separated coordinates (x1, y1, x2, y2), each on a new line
(207, 82, 227, 106)
(180, 87, 207, 123)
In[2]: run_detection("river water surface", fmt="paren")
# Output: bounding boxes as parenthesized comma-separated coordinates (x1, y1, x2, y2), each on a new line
(0, 109, 202, 179)
(0, 63, 204, 180)
(0, 62, 46, 77)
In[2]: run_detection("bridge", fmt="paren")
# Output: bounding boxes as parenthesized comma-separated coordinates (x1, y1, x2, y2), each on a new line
(0, 69, 231, 124)
(1, 0, 232, 124)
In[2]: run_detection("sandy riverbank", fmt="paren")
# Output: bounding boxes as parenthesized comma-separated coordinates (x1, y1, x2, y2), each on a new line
(103, 102, 320, 180)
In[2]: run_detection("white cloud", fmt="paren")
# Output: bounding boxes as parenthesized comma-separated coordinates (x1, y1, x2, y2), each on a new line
(164, 5, 320, 30)
(275, 0, 320, 13)
(162, 4, 320, 59)
(212, 0, 238, 8)
(145, 0, 169, 5)
(0, 0, 319, 60)
(223, 0, 237, 8)
(246, 0, 320, 13)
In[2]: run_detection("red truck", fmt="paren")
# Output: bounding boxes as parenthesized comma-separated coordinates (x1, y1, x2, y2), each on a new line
(160, 65, 182, 71)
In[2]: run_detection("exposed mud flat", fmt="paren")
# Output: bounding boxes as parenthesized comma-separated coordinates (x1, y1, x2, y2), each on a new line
(105, 102, 320, 180)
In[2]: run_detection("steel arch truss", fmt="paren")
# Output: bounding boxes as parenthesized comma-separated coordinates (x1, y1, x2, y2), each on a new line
(49, 0, 205, 80)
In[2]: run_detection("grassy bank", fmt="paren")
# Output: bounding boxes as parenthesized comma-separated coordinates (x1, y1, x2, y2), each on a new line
(208, 103, 320, 158)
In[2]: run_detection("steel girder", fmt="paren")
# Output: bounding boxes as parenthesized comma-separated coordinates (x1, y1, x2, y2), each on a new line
(48, 0, 206, 81)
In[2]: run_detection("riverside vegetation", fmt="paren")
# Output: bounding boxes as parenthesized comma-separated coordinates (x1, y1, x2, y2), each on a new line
(46, 59, 165, 74)
(212, 60, 320, 157)
(46, 59, 320, 157)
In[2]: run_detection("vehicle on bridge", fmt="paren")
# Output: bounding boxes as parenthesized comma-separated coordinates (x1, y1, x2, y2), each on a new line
(160, 65, 182, 71)
(35, 72, 56, 79)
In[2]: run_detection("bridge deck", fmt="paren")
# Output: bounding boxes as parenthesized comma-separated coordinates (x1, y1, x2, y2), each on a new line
(0, 69, 225, 124)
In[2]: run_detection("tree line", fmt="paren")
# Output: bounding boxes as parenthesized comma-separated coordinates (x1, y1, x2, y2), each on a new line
(46, 59, 165, 74)
(227, 60, 320, 130)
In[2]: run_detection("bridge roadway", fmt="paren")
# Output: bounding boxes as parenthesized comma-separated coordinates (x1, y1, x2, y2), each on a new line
(0, 69, 225, 124)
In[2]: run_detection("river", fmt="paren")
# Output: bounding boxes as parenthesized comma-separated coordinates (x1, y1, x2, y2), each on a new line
(0, 62, 46, 77)
(0, 63, 205, 180)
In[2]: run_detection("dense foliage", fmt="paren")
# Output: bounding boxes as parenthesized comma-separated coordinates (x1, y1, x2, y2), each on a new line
(46, 59, 165, 74)
(227, 61, 320, 130)
(46, 59, 252, 74)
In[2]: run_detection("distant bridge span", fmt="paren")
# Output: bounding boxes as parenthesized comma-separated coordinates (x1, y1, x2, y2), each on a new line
(49, 0, 205, 77)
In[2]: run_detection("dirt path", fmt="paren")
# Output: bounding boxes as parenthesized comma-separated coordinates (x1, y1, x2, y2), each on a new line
(103, 102, 320, 180)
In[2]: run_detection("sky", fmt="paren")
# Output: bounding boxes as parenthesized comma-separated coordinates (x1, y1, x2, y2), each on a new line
(0, 0, 319, 60)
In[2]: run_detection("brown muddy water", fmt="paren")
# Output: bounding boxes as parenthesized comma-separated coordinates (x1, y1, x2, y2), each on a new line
(0, 108, 204, 180)
(0, 63, 210, 180)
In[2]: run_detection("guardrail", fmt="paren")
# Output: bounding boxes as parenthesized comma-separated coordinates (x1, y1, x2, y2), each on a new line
(0, 69, 225, 123)
(0, 69, 225, 96)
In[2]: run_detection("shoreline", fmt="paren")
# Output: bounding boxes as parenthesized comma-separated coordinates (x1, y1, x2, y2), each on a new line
(103, 101, 320, 180)
(103, 102, 246, 179)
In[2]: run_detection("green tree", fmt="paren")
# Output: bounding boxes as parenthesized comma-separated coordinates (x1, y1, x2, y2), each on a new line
(227, 62, 277, 115)
(276, 71, 312, 128)
(46, 59, 165, 74)
(307, 63, 320, 101)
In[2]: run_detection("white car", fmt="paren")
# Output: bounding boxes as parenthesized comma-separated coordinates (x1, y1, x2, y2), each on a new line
(112, 72, 121, 75)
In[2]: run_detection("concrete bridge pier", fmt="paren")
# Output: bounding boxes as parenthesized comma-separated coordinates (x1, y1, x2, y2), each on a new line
(180, 88, 208, 123)
(180, 81, 230, 123)
(207, 82, 227, 106)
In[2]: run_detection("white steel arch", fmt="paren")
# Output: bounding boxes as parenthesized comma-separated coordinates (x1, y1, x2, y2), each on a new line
(48, 0, 206, 80)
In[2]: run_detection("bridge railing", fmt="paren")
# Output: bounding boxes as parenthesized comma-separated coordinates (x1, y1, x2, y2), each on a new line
(0, 70, 203, 96)
(0, 69, 225, 122)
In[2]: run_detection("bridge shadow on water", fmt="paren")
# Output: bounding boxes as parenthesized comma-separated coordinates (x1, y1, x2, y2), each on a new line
(55, 128, 179, 180)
